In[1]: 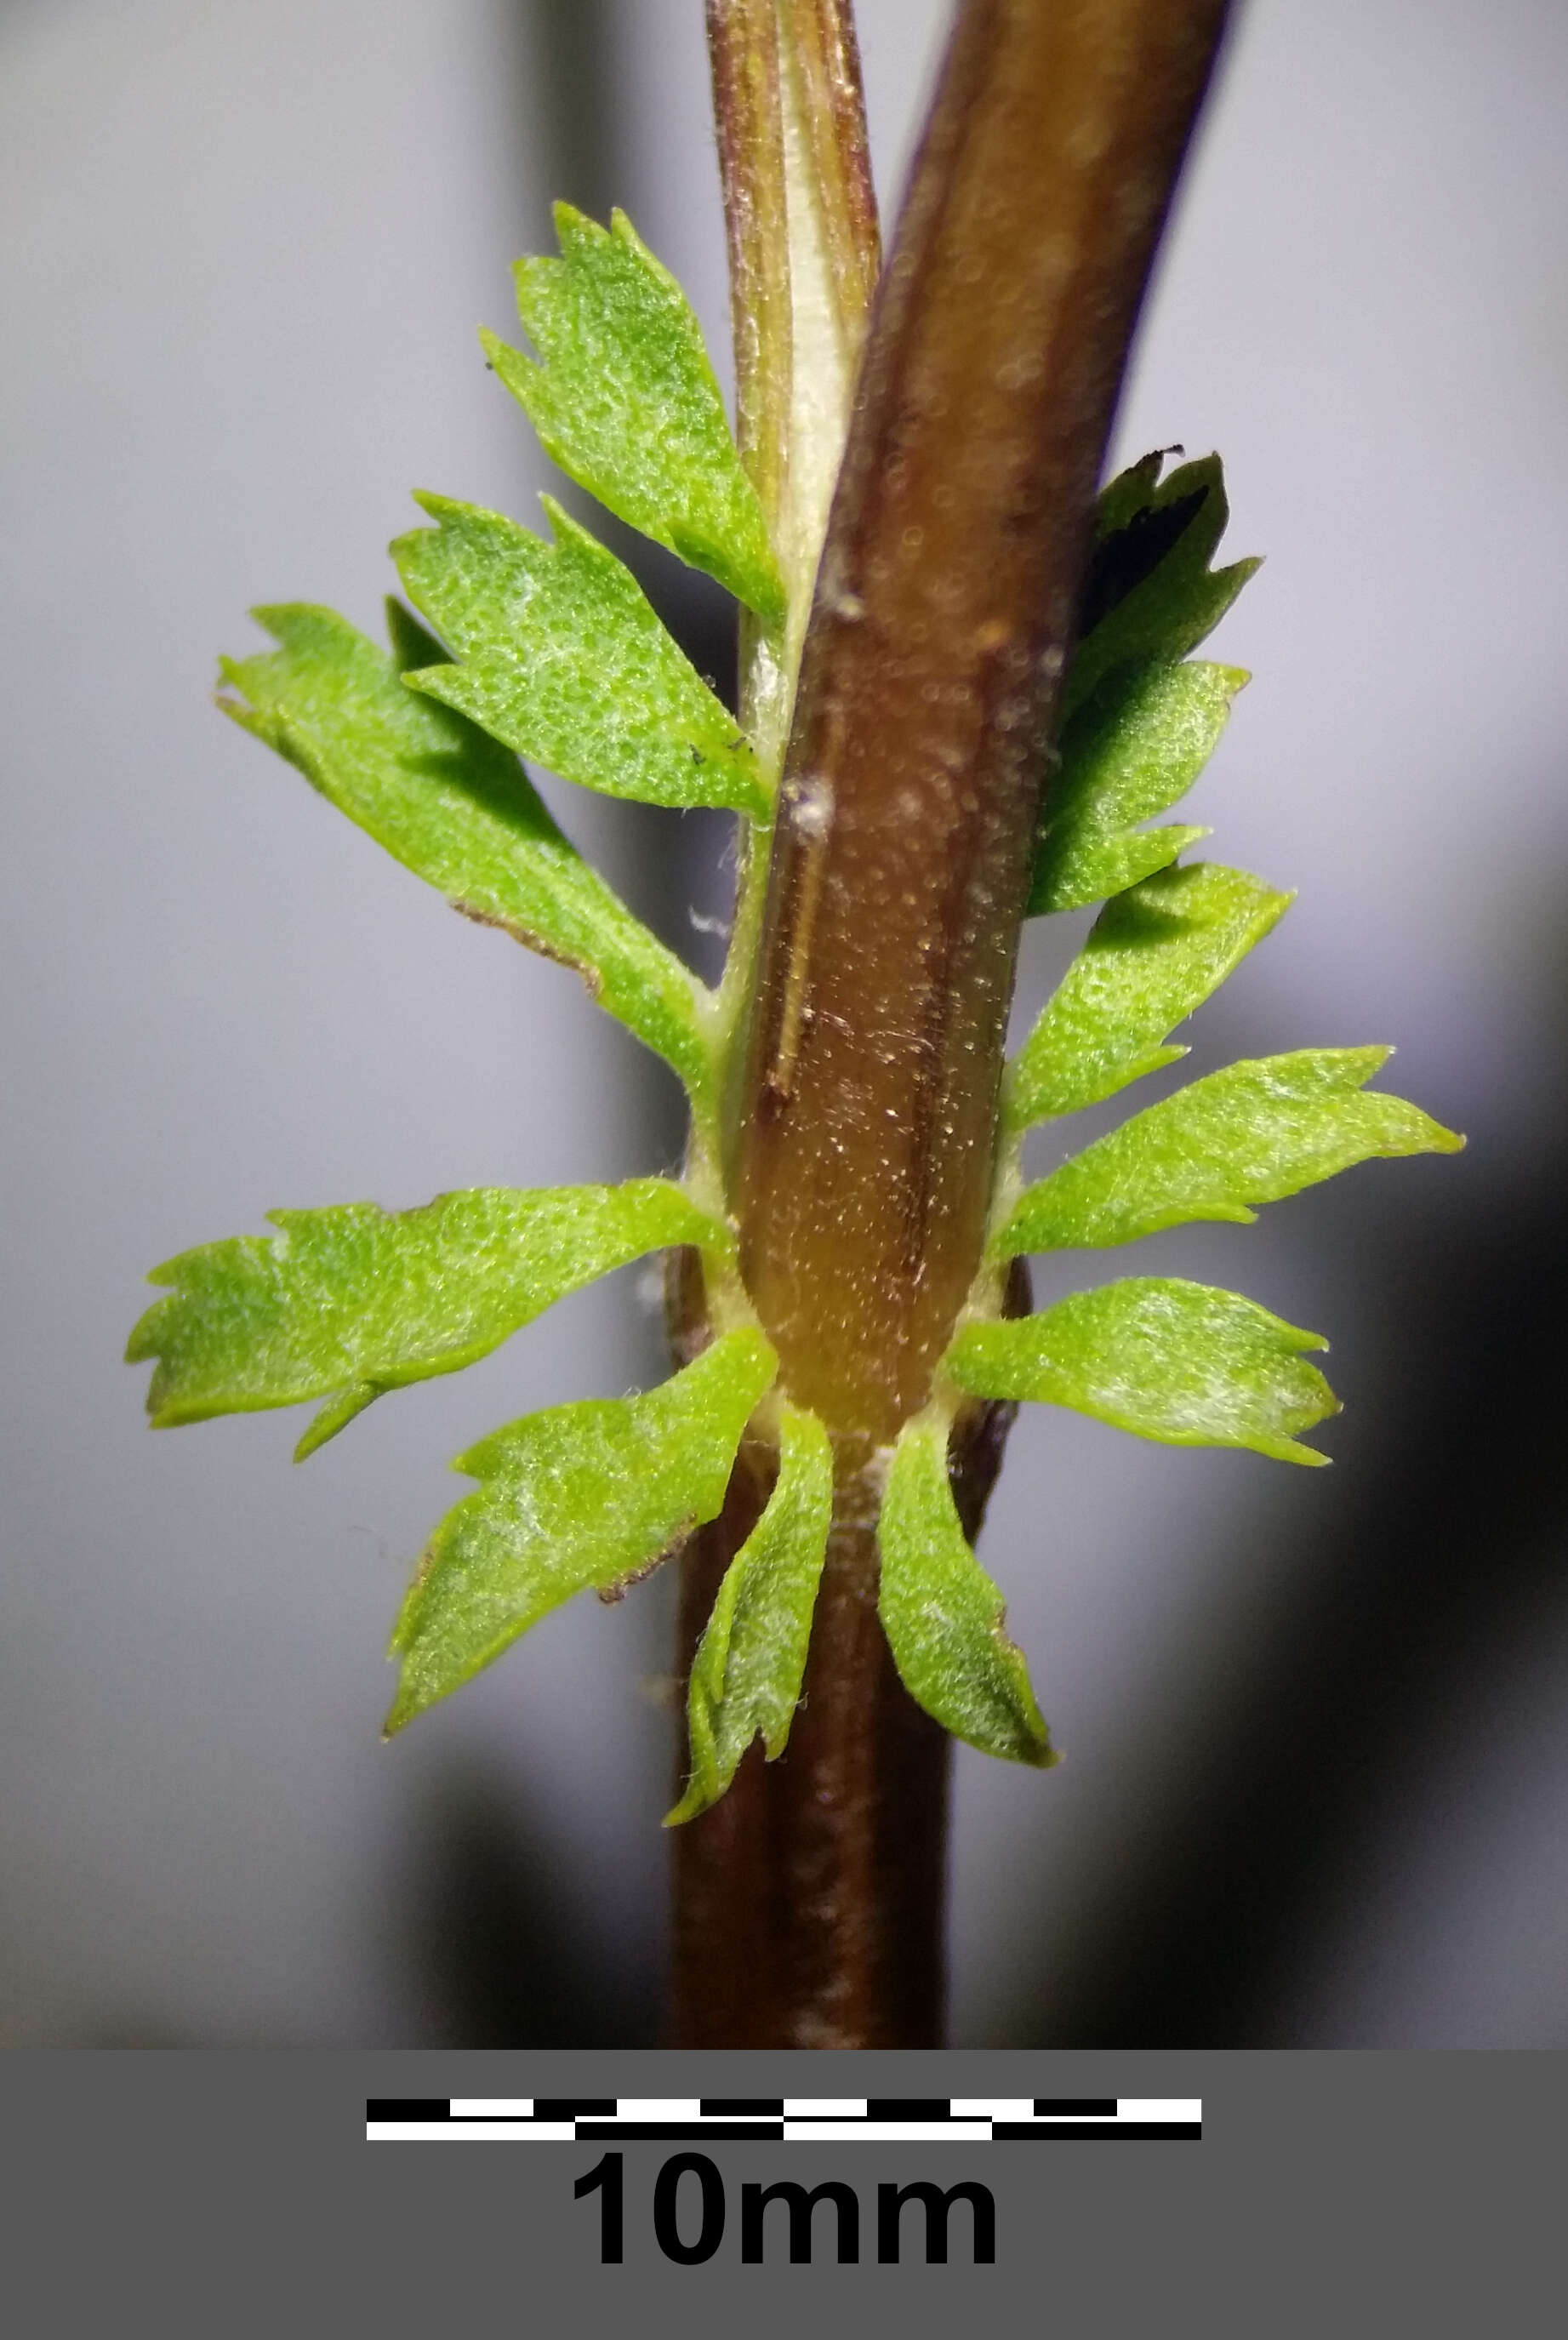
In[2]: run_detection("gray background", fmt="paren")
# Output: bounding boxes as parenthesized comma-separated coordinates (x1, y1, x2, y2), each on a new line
(9, 2050, 1560, 2329)
(3, 0, 1565, 2047)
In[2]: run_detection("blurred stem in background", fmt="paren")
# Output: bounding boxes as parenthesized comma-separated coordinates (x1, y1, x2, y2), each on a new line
(671, 0, 1231, 2047)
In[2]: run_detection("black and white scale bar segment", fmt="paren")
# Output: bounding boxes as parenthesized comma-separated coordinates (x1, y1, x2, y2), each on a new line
(367, 2097, 1200, 2143)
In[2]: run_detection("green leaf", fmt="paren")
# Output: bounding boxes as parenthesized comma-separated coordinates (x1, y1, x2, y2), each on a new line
(128, 1179, 731, 1458)
(220, 603, 715, 1102)
(666, 1404, 834, 1825)
(875, 1416, 1054, 1766)
(1029, 452, 1259, 918)
(996, 1048, 1464, 1256)
(1006, 862, 1291, 1130)
(945, 1280, 1338, 1465)
(485, 203, 785, 624)
(1027, 660, 1242, 916)
(385, 1327, 778, 1733)
(394, 494, 768, 819)
(1064, 449, 1258, 725)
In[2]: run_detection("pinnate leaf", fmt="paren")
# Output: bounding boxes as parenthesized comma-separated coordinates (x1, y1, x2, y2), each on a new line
(395, 494, 767, 818)
(1028, 661, 1242, 916)
(1006, 862, 1291, 1130)
(385, 1327, 778, 1732)
(945, 1280, 1337, 1465)
(996, 1047, 1463, 1256)
(876, 1416, 1054, 1766)
(1064, 450, 1258, 724)
(220, 603, 714, 1101)
(128, 1180, 731, 1458)
(485, 203, 784, 623)
(666, 1403, 833, 1824)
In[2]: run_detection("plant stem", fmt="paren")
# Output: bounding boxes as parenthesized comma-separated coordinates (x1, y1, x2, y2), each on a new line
(701, 1, 880, 1190)
(670, 1345, 1019, 2046)
(674, 0, 1231, 2048)
(738, 0, 1233, 1437)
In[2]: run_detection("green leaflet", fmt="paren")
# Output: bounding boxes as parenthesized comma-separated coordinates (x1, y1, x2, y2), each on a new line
(1027, 660, 1242, 916)
(1063, 450, 1259, 725)
(485, 203, 785, 625)
(666, 1403, 834, 1825)
(876, 1415, 1054, 1766)
(944, 1279, 1337, 1465)
(128, 1179, 731, 1459)
(386, 1327, 778, 1733)
(1006, 863, 1291, 1131)
(394, 494, 768, 819)
(996, 1047, 1463, 1257)
(220, 603, 715, 1104)
(1028, 451, 1258, 918)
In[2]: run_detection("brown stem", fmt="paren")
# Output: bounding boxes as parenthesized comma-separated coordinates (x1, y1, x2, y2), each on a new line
(705, 0, 791, 533)
(670, 1441, 950, 2048)
(739, 0, 1233, 1438)
(706, 1, 879, 520)
(669, 1258, 1024, 2047)
(701, 4, 881, 1183)
(675, 0, 1232, 2047)
(788, 2, 881, 334)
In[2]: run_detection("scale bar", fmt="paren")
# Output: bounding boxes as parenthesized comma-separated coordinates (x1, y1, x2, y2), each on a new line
(368, 2096, 1200, 2145)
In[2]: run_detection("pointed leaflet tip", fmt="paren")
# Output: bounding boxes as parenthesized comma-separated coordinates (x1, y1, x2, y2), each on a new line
(392, 492, 770, 819)
(944, 1278, 1338, 1465)
(875, 1416, 1055, 1767)
(384, 1327, 778, 1735)
(494, 203, 785, 620)
(406, 486, 457, 524)
(550, 196, 599, 249)
(997, 1047, 1462, 1256)
(476, 322, 521, 379)
(294, 1382, 378, 1462)
(665, 1404, 834, 1824)
(127, 1180, 733, 1447)
(216, 601, 716, 1101)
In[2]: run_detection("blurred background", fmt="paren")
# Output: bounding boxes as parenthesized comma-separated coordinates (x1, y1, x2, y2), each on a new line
(3, 0, 1565, 2047)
